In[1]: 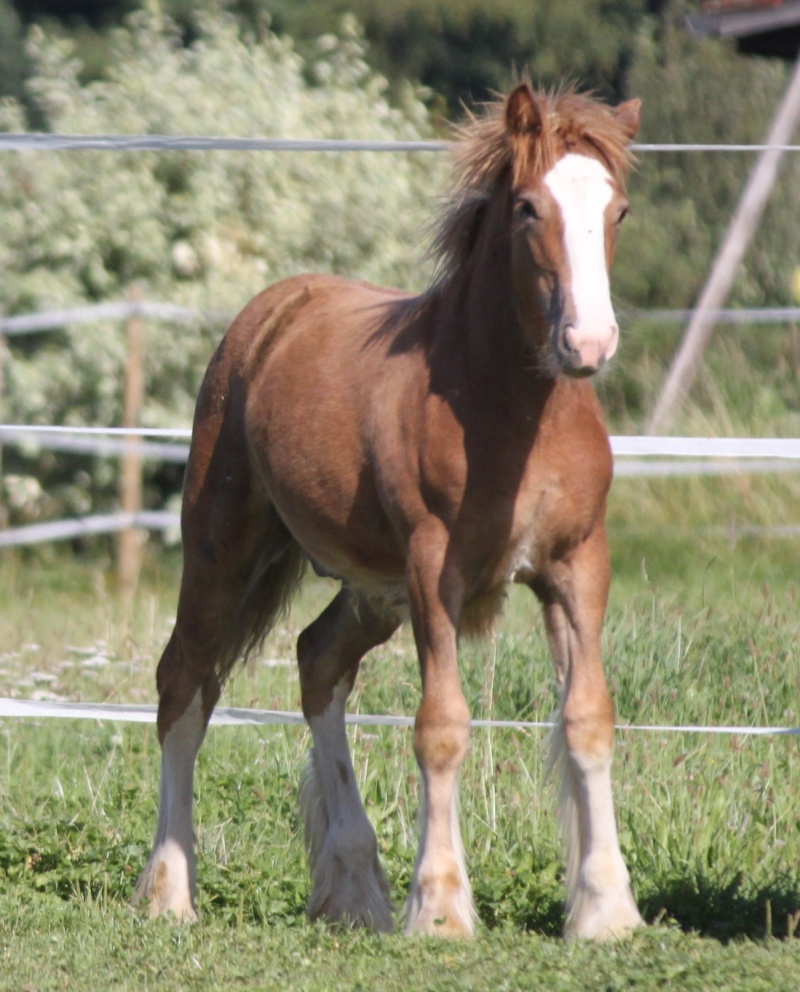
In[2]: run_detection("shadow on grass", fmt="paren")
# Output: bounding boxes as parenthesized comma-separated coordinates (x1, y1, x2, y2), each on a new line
(473, 863, 800, 942)
(642, 871, 800, 942)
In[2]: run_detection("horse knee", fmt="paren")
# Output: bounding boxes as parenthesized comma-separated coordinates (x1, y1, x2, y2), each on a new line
(413, 695, 471, 775)
(562, 687, 615, 762)
(297, 618, 348, 713)
(296, 622, 324, 677)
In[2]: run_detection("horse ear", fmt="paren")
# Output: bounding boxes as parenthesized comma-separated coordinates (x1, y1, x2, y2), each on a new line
(505, 83, 542, 138)
(613, 98, 641, 141)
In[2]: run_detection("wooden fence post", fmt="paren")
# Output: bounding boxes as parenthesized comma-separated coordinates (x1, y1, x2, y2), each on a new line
(118, 283, 145, 602)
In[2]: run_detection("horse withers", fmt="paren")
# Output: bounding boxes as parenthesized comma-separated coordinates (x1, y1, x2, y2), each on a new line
(134, 81, 642, 939)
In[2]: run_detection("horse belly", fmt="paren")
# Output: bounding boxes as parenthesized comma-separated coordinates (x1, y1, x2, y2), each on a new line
(257, 448, 405, 589)
(245, 381, 406, 599)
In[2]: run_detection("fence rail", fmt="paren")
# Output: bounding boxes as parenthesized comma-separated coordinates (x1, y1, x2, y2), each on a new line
(0, 427, 189, 461)
(5, 133, 800, 154)
(0, 510, 178, 548)
(0, 301, 211, 336)
(2, 426, 800, 547)
(5, 425, 800, 459)
(4, 300, 800, 337)
(2, 695, 800, 737)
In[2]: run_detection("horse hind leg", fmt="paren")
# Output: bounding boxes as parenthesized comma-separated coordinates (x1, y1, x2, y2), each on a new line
(132, 634, 218, 921)
(298, 590, 399, 932)
(134, 503, 305, 921)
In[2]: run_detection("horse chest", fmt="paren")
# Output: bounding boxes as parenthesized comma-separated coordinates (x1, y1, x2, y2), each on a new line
(502, 460, 609, 585)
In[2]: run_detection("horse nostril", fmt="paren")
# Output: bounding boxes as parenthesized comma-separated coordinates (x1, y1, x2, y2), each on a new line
(558, 323, 578, 357)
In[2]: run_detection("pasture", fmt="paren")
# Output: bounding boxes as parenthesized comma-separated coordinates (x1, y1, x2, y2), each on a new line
(2, 471, 800, 988)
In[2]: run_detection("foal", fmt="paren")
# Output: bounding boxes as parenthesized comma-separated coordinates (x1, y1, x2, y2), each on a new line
(135, 82, 642, 939)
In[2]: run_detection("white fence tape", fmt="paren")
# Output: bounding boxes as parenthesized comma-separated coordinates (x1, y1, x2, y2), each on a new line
(612, 436, 800, 458)
(4, 133, 800, 154)
(614, 459, 800, 478)
(0, 134, 450, 154)
(632, 306, 800, 324)
(0, 427, 189, 462)
(5, 508, 795, 548)
(1, 430, 800, 547)
(0, 425, 191, 439)
(4, 302, 800, 337)
(1, 696, 798, 737)
(3, 426, 800, 460)
(2, 510, 799, 549)
(0, 301, 214, 336)
(0, 511, 178, 547)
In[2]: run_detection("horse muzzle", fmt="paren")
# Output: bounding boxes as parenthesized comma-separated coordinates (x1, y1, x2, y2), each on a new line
(555, 320, 619, 378)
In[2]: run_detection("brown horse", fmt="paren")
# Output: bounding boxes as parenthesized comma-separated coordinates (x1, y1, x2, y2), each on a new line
(134, 82, 642, 939)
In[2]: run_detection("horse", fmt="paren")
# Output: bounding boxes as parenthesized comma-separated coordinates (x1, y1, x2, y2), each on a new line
(133, 81, 642, 939)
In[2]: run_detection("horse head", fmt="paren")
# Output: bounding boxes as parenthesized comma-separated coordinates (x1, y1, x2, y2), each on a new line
(504, 84, 640, 377)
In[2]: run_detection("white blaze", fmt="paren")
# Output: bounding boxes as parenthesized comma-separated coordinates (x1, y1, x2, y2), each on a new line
(544, 153, 618, 365)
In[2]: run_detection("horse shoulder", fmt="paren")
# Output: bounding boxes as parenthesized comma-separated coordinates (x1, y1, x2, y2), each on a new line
(510, 382, 612, 571)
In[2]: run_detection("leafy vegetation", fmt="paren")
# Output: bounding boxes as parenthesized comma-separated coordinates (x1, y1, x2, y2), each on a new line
(5, 0, 658, 107)
(0, 8, 441, 522)
(256, 0, 654, 108)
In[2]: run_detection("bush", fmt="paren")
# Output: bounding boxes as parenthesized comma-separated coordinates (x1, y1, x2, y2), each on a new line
(0, 8, 442, 520)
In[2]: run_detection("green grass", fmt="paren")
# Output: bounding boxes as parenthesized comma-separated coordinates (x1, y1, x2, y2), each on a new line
(2, 496, 800, 988)
(3, 896, 800, 992)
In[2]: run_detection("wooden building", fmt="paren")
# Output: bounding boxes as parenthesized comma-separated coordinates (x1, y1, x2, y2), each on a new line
(688, 0, 800, 59)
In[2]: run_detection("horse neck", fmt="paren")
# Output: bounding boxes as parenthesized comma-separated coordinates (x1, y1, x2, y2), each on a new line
(436, 189, 549, 391)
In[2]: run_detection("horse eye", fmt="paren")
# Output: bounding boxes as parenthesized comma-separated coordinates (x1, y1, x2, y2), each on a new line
(517, 199, 539, 221)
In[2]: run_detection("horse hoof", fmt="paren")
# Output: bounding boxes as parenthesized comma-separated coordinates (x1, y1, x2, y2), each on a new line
(133, 858, 198, 922)
(307, 860, 395, 934)
(404, 875, 477, 938)
(565, 889, 643, 940)
(405, 911, 476, 938)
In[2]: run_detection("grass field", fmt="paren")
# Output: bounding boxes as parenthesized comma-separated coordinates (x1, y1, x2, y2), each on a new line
(2, 472, 800, 989)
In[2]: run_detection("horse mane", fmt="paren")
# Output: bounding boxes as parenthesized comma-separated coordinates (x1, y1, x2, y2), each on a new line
(425, 85, 637, 297)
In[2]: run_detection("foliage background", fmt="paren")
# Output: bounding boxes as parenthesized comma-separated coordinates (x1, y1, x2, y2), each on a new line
(0, 8, 441, 520)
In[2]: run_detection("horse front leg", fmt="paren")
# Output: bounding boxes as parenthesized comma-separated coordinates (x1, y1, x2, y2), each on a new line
(535, 527, 642, 939)
(404, 530, 476, 937)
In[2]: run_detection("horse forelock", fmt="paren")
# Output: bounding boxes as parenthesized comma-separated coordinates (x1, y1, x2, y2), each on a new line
(539, 91, 637, 186)
(426, 85, 636, 294)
